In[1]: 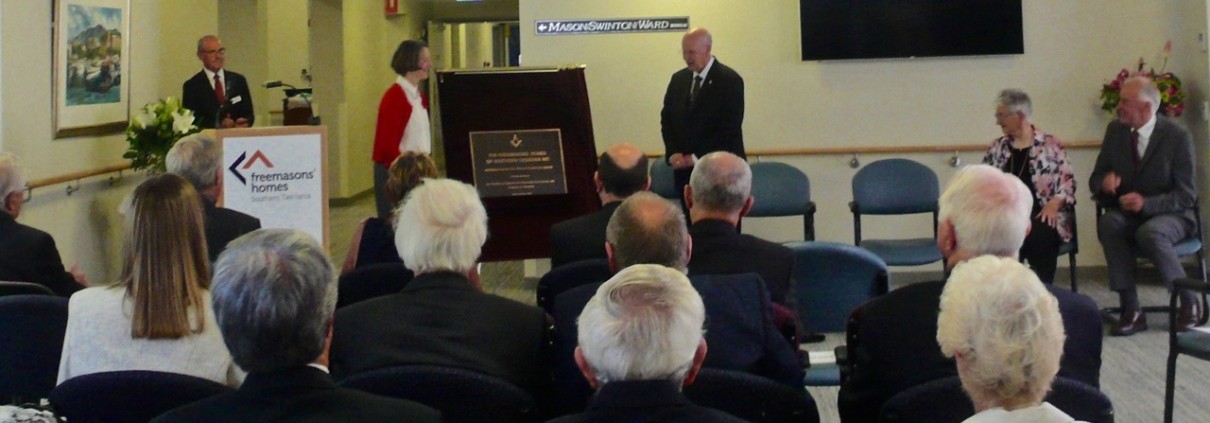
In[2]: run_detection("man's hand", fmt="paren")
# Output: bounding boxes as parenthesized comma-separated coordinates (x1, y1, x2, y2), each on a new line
(669, 153, 692, 170)
(69, 263, 88, 287)
(234, 117, 250, 128)
(1119, 192, 1145, 213)
(220, 117, 236, 129)
(1100, 171, 1121, 196)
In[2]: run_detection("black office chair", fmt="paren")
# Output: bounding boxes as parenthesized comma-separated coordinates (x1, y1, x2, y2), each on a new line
(1164, 277, 1210, 423)
(684, 368, 820, 423)
(1095, 204, 1206, 325)
(535, 258, 611, 313)
(880, 376, 1114, 423)
(336, 263, 414, 309)
(0, 295, 68, 405)
(50, 370, 233, 423)
(339, 365, 536, 423)
(749, 161, 816, 241)
(649, 159, 679, 200)
(0, 281, 55, 297)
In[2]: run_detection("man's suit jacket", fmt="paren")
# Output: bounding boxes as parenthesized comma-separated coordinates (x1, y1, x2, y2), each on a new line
(0, 212, 81, 296)
(688, 219, 796, 310)
(182, 70, 255, 129)
(550, 272, 803, 412)
(203, 200, 261, 263)
(546, 380, 745, 423)
(660, 58, 745, 162)
(1088, 116, 1196, 221)
(837, 280, 1104, 423)
(330, 271, 550, 394)
(151, 366, 440, 422)
(549, 202, 620, 269)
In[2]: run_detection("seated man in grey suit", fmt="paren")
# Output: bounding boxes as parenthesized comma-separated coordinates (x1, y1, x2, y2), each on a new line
(166, 133, 260, 262)
(1091, 76, 1199, 336)
(550, 192, 802, 411)
(548, 264, 745, 423)
(153, 229, 439, 422)
(549, 143, 649, 269)
(331, 179, 550, 396)
(0, 152, 87, 296)
(838, 165, 1103, 423)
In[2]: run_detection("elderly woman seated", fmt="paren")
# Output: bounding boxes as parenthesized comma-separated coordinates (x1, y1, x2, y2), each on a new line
(937, 256, 1074, 422)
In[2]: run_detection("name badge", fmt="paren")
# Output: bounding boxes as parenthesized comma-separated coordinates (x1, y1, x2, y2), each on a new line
(231, 96, 242, 104)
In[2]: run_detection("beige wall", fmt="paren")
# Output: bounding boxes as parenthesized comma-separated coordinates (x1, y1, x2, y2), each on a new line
(520, 0, 1210, 267)
(1, 0, 218, 282)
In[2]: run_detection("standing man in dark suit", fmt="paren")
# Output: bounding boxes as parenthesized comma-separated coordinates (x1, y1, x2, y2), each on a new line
(661, 27, 745, 209)
(153, 229, 440, 422)
(1091, 76, 1199, 336)
(330, 179, 550, 396)
(183, 35, 254, 129)
(685, 151, 796, 315)
(548, 264, 745, 423)
(0, 152, 87, 296)
(166, 133, 260, 262)
(837, 165, 1103, 423)
(549, 143, 649, 268)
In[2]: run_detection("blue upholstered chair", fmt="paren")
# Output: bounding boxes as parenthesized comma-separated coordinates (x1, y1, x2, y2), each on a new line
(0, 295, 68, 404)
(339, 365, 536, 423)
(0, 281, 55, 297)
(1096, 204, 1206, 324)
(749, 162, 816, 241)
(50, 370, 233, 422)
(649, 158, 679, 200)
(880, 376, 1114, 423)
(684, 368, 820, 423)
(1165, 277, 1210, 423)
(536, 258, 611, 313)
(336, 263, 414, 309)
(849, 158, 944, 269)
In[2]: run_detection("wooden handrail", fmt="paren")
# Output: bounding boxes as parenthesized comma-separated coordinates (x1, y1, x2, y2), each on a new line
(27, 162, 132, 190)
(643, 140, 1102, 158)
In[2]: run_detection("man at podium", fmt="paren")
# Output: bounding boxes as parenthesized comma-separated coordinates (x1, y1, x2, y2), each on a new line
(183, 35, 254, 129)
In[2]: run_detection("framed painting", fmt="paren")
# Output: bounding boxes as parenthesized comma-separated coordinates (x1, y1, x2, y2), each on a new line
(53, 0, 130, 138)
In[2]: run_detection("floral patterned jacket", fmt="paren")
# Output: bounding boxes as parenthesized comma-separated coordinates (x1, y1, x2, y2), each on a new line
(982, 126, 1077, 242)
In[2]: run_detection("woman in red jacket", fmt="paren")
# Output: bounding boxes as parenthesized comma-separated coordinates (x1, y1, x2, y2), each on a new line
(373, 40, 432, 219)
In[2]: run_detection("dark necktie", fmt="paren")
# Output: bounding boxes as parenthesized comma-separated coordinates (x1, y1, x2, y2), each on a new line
(214, 74, 226, 104)
(689, 75, 702, 106)
(1130, 130, 1140, 165)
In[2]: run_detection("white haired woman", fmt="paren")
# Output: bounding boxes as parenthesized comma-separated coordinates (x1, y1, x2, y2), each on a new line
(937, 256, 1077, 422)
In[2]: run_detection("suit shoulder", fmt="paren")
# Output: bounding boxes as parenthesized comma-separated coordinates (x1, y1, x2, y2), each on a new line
(332, 388, 442, 421)
(211, 206, 261, 227)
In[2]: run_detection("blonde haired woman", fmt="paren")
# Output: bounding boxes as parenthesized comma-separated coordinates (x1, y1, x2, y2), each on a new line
(57, 174, 241, 386)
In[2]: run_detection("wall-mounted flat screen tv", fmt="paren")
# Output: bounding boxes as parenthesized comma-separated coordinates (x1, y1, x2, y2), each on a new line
(800, 0, 1023, 61)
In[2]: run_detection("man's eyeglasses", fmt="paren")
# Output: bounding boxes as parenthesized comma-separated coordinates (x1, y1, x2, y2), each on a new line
(200, 48, 226, 55)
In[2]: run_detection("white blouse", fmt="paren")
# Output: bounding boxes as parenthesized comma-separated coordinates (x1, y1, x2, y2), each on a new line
(396, 76, 432, 155)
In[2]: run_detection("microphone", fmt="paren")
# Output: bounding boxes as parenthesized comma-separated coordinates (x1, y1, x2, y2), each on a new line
(262, 80, 283, 89)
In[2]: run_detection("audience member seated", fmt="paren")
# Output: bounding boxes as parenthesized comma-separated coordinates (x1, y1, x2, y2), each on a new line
(1091, 76, 1199, 335)
(550, 143, 649, 269)
(153, 229, 440, 422)
(57, 174, 241, 386)
(982, 89, 1076, 285)
(937, 256, 1074, 422)
(331, 178, 550, 395)
(341, 151, 438, 273)
(0, 152, 87, 296)
(166, 133, 261, 262)
(685, 152, 797, 319)
(551, 192, 802, 411)
(838, 165, 1102, 423)
(547, 264, 745, 423)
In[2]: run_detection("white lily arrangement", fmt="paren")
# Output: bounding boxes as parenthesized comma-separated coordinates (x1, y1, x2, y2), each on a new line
(123, 96, 200, 173)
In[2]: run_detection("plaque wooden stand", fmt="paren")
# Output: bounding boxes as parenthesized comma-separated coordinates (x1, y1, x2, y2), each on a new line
(436, 67, 599, 261)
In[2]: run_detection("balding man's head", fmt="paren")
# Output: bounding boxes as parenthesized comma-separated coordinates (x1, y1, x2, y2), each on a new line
(937, 165, 1033, 264)
(688, 152, 752, 215)
(681, 28, 713, 73)
(606, 192, 690, 271)
(597, 143, 649, 198)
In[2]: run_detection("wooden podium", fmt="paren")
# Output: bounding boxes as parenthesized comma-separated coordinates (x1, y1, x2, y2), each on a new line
(436, 67, 599, 261)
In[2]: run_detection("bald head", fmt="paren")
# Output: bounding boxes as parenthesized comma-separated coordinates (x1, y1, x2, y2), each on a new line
(681, 28, 713, 73)
(606, 192, 690, 271)
(688, 151, 751, 215)
(598, 143, 649, 198)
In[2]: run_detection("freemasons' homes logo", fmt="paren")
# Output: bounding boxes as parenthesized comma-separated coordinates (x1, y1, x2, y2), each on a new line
(228, 150, 274, 185)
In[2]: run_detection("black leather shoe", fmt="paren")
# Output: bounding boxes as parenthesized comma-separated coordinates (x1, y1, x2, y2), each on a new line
(1111, 310, 1148, 336)
(1177, 298, 1201, 332)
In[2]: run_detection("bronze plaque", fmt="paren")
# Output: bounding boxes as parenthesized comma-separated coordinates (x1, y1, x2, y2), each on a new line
(469, 129, 568, 198)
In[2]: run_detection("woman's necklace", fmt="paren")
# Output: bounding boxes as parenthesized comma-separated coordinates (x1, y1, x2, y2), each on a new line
(1009, 144, 1030, 177)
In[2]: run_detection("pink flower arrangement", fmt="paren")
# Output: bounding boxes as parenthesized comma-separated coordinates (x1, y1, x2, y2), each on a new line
(1100, 41, 1185, 117)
